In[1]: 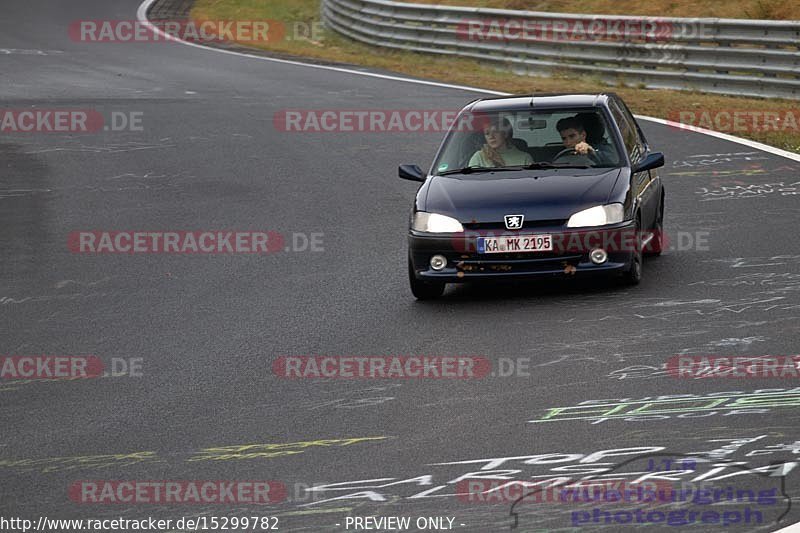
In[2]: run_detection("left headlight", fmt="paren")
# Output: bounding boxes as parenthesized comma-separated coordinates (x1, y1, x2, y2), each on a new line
(566, 204, 625, 228)
(412, 212, 464, 233)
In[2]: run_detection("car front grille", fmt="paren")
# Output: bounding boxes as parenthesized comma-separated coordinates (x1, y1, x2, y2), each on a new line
(453, 252, 584, 274)
(462, 220, 567, 231)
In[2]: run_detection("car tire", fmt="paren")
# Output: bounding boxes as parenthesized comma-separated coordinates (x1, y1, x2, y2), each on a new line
(622, 218, 643, 286)
(408, 257, 445, 300)
(644, 196, 664, 256)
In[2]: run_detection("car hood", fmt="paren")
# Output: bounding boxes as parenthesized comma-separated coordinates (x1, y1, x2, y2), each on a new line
(422, 168, 622, 223)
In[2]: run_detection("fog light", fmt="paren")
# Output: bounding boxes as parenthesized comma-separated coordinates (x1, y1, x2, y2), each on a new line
(590, 248, 608, 265)
(430, 255, 447, 271)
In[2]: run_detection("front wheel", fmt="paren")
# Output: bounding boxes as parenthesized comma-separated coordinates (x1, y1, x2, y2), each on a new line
(622, 219, 643, 286)
(644, 197, 664, 256)
(408, 257, 445, 300)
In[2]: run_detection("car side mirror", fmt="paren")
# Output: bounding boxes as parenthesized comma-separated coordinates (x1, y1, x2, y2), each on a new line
(398, 164, 425, 182)
(633, 152, 665, 173)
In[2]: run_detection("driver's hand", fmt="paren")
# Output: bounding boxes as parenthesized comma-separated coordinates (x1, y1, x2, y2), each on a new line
(574, 142, 594, 155)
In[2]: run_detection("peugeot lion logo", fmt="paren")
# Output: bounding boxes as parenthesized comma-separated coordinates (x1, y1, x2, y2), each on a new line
(504, 214, 524, 230)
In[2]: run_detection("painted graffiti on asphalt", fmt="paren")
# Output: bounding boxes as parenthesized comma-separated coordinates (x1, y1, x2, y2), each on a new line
(671, 152, 770, 168)
(297, 435, 796, 511)
(696, 181, 800, 201)
(529, 388, 800, 424)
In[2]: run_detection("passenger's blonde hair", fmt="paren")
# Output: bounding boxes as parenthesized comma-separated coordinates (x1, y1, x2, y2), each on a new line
(480, 117, 513, 166)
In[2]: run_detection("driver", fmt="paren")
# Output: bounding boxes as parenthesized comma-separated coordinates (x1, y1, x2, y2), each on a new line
(556, 117, 613, 163)
(469, 117, 534, 168)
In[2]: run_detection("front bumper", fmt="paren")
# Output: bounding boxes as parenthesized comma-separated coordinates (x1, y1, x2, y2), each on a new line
(408, 221, 637, 283)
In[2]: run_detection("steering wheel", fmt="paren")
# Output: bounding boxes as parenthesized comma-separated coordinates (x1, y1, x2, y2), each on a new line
(552, 148, 599, 164)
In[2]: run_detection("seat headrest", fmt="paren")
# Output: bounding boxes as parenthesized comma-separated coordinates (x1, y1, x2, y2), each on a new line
(575, 112, 605, 145)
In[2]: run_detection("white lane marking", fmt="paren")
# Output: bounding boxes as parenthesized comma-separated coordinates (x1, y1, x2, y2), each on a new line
(639, 116, 800, 163)
(136, 0, 800, 164)
(0, 48, 63, 55)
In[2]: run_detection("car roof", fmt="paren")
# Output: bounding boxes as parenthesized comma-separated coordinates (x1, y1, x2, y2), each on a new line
(466, 93, 615, 113)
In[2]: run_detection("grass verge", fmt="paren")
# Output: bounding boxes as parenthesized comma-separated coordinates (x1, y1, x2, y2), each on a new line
(191, 0, 800, 154)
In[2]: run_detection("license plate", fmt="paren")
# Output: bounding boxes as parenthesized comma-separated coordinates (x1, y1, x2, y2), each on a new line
(478, 234, 553, 254)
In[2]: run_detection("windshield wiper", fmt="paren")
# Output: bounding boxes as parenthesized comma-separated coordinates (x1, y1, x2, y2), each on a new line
(437, 166, 492, 176)
(438, 166, 528, 176)
(438, 162, 593, 176)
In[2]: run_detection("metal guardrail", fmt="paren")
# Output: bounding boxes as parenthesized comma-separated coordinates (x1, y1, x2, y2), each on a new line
(321, 0, 800, 99)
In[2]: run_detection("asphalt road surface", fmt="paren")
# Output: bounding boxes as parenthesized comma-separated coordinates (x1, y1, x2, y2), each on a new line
(2, 0, 800, 532)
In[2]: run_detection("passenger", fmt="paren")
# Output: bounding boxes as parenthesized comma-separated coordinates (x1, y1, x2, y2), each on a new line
(469, 117, 533, 168)
(556, 116, 614, 163)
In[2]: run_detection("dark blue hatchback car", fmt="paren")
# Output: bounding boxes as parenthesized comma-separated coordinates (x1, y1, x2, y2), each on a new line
(400, 93, 665, 299)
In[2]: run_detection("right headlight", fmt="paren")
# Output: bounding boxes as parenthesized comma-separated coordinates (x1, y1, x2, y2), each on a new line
(412, 212, 464, 233)
(566, 204, 625, 228)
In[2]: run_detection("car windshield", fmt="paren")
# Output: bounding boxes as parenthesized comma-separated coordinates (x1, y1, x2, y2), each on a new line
(432, 107, 623, 176)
